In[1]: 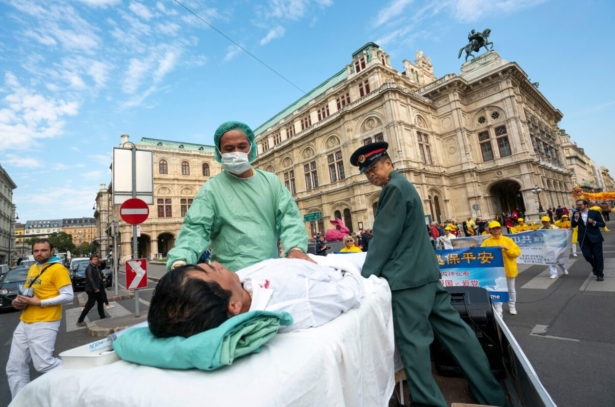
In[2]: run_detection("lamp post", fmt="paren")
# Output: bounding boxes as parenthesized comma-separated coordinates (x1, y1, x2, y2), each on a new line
(532, 185, 544, 213)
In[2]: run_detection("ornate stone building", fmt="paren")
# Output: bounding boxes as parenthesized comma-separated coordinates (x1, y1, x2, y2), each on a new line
(560, 131, 601, 192)
(252, 43, 573, 235)
(0, 164, 17, 265)
(110, 136, 221, 262)
(61, 217, 97, 251)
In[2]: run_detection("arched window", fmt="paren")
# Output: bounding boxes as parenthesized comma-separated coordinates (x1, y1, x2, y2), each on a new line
(159, 160, 168, 174)
(343, 208, 353, 234)
(202, 163, 210, 176)
(157, 142, 163, 146)
(179, 144, 184, 149)
(434, 196, 442, 223)
(182, 161, 190, 175)
(334, 210, 342, 230)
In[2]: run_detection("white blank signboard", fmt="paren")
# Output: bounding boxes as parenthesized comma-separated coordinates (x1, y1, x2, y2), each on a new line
(113, 148, 154, 205)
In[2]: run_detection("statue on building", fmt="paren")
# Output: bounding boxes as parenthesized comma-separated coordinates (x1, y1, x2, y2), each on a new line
(458, 28, 493, 62)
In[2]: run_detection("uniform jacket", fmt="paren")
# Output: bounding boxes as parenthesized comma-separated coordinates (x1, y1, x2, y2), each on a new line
(571, 210, 605, 243)
(362, 171, 441, 290)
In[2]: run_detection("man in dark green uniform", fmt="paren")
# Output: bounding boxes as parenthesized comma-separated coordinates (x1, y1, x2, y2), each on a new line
(350, 142, 504, 407)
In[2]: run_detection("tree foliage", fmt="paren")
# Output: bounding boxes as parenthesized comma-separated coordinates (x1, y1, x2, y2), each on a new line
(48, 232, 76, 253)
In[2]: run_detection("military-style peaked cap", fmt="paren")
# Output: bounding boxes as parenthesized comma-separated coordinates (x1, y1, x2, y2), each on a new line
(349, 141, 389, 173)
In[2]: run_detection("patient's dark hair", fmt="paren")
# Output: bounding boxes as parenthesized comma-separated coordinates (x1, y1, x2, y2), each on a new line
(148, 264, 232, 338)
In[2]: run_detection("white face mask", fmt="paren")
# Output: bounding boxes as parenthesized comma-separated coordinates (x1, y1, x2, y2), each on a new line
(219, 147, 252, 174)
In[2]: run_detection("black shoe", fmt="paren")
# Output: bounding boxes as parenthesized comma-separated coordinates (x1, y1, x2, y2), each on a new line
(597, 276, 604, 282)
(99, 316, 107, 320)
(76, 321, 86, 327)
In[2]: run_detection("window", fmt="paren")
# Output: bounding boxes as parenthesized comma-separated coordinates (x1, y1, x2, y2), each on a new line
(301, 115, 312, 130)
(495, 125, 511, 157)
(564, 148, 570, 155)
(478, 116, 486, 124)
(304, 161, 319, 190)
(262, 139, 270, 152)
(336, 93, 350, 110)
(478, 131, 494, 161)
(380, 53, 386, 66)
(273, 132, 282, 145)
(363, 138, 373, 145)
(157, 199, 172, 218)
(286, 124, 295, 138)
(284, 170, 296, 195)
(157, 142, 163, 146)
(374, 133, 384, 142)
(328, 150, 345, 183)
(317, 105, 330, 121)
(359, 79, 370, 97)
(179, 145, 184, 149)
(566, 158, 572, 165)
(417, 132, 433, 165)
(180, 199, 193, 217)
(202, 163, 210, 176)
(491, 112, 500, 120)
(354, 56, 366, 73)
(181, 161, 190, 175)
(343, 208, 353, 234)
(159, 160, 168, 174)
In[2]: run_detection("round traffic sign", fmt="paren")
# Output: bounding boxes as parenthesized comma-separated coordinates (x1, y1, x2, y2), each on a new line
(472, 203, 480, 211)
(120, 198, 150, 225)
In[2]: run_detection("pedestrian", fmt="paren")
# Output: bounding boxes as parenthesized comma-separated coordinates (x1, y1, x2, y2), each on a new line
(480, 221, 521, 317)
(315, 234, 328, 256)
(601, 201, 611, 221)
(547, 208, 554, 223)
(6, 239, 74, 399)
(76, 254, 106, 327)
(441, 225, 457, 249)
(167, 121, 310, 272)
(350, 142, 505, 407)
(555, 205, 563, 220)
(361, 229, 372, 252)
(572, 199, 605, 281)
(541, 216, 569, 279)
(340, 236, 362, 253)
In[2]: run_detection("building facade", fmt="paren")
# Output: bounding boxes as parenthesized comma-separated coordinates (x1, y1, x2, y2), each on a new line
(13, 222, 27, 261)
(24, 219, 62, 240)
(0, 164, 17, 265)
(252, 44, 573, 236)
(62, 217, 97, 252)
(560, 131, 600, 192)
(111, 136, 221, 262)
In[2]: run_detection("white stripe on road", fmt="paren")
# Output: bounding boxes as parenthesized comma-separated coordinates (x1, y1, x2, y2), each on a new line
(120, 209, 148, 215)
(522, 259, 577, 289)
(105, 302, 132, 318)
(65, 307, 88, 332)
(139, 298, 150, 306)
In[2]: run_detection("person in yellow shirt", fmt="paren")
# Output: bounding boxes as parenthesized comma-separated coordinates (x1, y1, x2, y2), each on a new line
(6, 239, 73, 399)
(555, 214, 578, 257)
(339, 236, 362, 253)
(481, 221, 521, 317)
(510, 218, 525, 234)
(466, 217, 476, 236)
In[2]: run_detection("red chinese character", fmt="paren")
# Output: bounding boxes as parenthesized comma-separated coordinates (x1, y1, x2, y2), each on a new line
(471, 280, 479, 287)
(462, 280, 470, 286)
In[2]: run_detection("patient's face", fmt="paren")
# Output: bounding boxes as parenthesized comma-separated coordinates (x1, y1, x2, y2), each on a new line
(193, 263, 244, 299)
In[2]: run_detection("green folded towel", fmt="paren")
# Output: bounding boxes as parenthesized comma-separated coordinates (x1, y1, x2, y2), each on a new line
(113, 311, 293, 371)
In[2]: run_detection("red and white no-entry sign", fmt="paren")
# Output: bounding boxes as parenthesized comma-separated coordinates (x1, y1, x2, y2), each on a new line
(126, 259, 148, 290)
(120, 198, 149, 225)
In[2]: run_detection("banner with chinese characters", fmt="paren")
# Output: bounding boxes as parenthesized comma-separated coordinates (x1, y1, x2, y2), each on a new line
(436, 247, 508, 302)
(449, 230, 571, 265)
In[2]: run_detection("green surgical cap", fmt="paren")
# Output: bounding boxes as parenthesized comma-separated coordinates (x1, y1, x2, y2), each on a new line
(213, 121, 257, 163)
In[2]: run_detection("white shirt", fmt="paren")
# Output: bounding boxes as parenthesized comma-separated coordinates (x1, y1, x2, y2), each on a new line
(237, 258, 364, 333)
(581, 210, 589, 225)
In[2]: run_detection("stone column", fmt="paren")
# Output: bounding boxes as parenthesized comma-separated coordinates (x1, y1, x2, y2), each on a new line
(151, 239, 159, 260)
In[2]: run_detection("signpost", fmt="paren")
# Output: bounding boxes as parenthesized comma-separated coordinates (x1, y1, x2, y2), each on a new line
(472, 203, 480, 218)
(126, 259, 148, 290)
(303, 212, 321, 235)
(112, 140, 153, 318)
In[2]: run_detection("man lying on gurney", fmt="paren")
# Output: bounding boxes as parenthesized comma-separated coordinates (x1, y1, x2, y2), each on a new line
(148, 256, 366, 338)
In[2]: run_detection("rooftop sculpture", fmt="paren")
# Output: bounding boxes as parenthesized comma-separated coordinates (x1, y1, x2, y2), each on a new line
(458, 28, 493, 62)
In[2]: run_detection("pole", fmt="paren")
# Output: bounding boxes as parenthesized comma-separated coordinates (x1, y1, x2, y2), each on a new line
(113, 220, 119, 297)
(131, 144, 140, 318)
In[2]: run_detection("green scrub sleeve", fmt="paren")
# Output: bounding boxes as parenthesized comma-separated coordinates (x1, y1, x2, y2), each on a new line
(275, 181, 308, 256)
(362, 186, 405, 278)
(165, 194, 215, 271)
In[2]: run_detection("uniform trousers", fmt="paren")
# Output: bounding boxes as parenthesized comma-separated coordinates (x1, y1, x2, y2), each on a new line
(77, 291, 105, 323)
(580, 239, 604, 277)
(493, 277, 516, 313)
(391, 281, 505, 407)
(6, 320, 62, 398)
(548, 263, 567, 277)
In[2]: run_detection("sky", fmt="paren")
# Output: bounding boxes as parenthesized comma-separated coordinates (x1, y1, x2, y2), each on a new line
(1, 0, 614, 223)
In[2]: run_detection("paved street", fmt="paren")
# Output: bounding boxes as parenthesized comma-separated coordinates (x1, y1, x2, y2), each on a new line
(1, 232, 615, 406)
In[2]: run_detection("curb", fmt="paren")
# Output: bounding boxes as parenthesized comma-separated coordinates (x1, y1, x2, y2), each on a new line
(87, 315, 149, 337)
(77, 291, 135, 307)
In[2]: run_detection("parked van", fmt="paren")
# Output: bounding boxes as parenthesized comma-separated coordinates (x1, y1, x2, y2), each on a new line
(0, 264, 9, 276)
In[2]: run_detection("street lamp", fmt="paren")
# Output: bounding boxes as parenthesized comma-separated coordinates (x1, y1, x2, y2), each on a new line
(532, 185, 544, 213)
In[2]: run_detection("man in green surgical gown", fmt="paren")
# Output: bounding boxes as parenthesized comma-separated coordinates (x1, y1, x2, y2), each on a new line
(166, 121, 310, 272)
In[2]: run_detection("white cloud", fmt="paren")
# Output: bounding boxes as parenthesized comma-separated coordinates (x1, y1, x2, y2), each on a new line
(129, 2, 154, 20)
(153, 51, 180, 83)
(87, 154, 112, 167)
(77, 0, 121, 7)
(0, 72, 80, 151)
(156, 22, 181, 35)
(83, 170, 104, 180)
(223, 45, 242, 62)
(3, 154, 43, 168)
(375, 0, 415, 27)
(260, 26, 286, 45)
(123, 58, 151, 94)
(156, 2, 179, 16)
(454, 0, 548, 22)
(13, 185, 101, 220)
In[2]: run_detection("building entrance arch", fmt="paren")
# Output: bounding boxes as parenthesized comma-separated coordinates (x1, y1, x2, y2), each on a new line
(137, 234, 151, 259)
(489, 180, 526, 215)
(158, 233, 175, 257)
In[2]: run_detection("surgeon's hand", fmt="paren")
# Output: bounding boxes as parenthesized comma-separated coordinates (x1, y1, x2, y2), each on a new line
(288, 249, 317, 263)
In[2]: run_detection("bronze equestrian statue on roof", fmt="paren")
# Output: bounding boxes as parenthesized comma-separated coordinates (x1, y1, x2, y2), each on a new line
(458, 28, 494, 62)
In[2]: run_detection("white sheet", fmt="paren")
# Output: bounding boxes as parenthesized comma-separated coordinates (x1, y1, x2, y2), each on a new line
(11, 274, 396, 407)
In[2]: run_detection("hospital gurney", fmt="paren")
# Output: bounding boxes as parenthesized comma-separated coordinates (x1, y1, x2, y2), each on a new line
(10, 256, 397, 407)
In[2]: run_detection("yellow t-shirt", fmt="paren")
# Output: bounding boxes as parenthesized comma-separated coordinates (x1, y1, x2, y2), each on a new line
(21, 262, 72, 323)
(340, 246, 362, 253)
(481, 235, 521, 278)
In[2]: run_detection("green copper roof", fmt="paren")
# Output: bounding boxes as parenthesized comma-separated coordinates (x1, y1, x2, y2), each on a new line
(254, 68, 349, 136)
(138, 137, 215, 152)
(352, 42, 380, 58)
